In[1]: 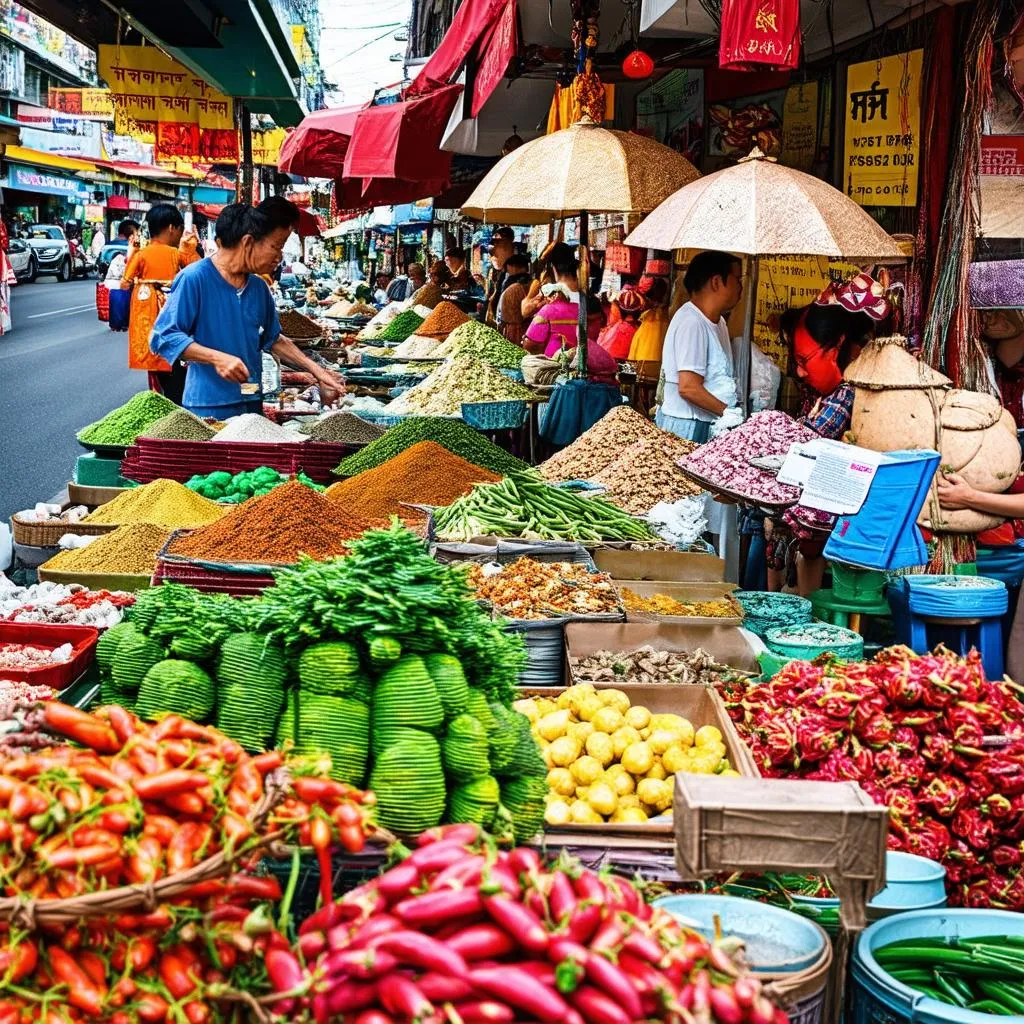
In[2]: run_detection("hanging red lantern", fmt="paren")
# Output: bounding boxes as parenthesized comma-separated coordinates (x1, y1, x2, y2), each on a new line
(622, 49, 654, 79)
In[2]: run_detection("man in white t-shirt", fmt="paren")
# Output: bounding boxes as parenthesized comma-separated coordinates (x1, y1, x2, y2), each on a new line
(657, 250, 744, 443)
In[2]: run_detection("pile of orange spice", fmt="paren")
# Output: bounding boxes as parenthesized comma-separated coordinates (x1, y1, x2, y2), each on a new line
(168, 481, 374, 565)
(326, 441, 500, 520)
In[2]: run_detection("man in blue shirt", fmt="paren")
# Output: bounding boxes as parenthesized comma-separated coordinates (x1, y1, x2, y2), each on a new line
(151, 201, 341, 417)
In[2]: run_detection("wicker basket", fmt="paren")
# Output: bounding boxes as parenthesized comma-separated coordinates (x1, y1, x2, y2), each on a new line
(10, 516, 116, 547)
(36, 567, 152, 592)
(67, 483, 131, 508)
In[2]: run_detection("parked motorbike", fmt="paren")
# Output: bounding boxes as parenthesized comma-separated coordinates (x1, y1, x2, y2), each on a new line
(68, 238, 95, 279)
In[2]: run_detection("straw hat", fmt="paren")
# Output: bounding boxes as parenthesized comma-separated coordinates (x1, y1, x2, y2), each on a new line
(844, 335, 952, 391)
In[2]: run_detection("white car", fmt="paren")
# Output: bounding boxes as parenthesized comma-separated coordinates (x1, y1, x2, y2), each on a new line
(24, 224, 72, 281)
(7, 238, 35, 283)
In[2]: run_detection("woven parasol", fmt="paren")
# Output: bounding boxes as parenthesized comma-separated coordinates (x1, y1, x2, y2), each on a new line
(463, 117, 698, 383)
(624, 149, 904, 259)
(844, 335, 952, 391)
(461, 117, 700, 224)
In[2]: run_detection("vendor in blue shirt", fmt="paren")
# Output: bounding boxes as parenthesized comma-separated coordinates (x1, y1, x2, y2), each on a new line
(151, 199, 342, 417)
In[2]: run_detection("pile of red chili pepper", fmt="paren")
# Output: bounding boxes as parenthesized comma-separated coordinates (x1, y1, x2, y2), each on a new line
(289, 823, 789, 1023)
(0, 702, 375, 1024)
(721, 645, 1024, 910)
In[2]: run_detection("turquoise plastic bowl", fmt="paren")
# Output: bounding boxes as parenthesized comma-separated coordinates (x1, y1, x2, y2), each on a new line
(654, 894, 827, 974)
(870, 851, 946, 911)
(852, 908, 1024, 1024)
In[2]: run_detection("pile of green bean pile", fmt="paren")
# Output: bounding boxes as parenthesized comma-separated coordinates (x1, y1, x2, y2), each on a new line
(432, 471, 656, 542)
(876, 935, 1024, 1015)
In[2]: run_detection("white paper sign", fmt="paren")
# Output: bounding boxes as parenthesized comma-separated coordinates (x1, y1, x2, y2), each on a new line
(801, 442, 884, 515)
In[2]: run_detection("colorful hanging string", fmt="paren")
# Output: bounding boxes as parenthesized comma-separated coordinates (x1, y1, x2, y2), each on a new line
(920, 0, 1000, 391)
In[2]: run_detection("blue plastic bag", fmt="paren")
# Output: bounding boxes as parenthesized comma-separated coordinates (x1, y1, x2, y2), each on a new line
(539, 379, 621, 447)
(108, 288, 130, 332)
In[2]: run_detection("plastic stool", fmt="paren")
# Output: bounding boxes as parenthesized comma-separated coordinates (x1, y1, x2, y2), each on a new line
(888, 580, 1006, 680)
(809, 589, 891, 634)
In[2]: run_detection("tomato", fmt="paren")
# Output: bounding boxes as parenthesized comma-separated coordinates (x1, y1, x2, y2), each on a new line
(127, 836, 163, 884)
(48, 948, 105, 1015)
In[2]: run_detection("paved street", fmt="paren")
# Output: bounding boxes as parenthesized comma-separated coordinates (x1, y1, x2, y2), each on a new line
(0, 278, 145, 521)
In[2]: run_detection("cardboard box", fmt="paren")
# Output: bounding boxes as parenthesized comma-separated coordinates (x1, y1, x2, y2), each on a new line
(672, 774, 887, 895)
(521, 683, 760, 835)
(593, 548, 725, 582)
(564, 621, 761, 678)
(615, 580, 744, 625)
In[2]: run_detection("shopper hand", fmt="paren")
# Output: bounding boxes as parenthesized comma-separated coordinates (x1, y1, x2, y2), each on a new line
(936, 472, 976, 510)
(318, 377, 344, 406)
(213, 354, 250, 384)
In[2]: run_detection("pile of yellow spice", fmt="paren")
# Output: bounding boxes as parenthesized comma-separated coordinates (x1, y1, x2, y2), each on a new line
(41, 523, 169, 577)
(621, 588, 740, 619)
(82, 479, 226, 529)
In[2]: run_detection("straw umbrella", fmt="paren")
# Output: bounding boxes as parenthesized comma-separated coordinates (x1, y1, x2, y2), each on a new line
(624, 149, 905, 406)
(462, 117, 699, 372)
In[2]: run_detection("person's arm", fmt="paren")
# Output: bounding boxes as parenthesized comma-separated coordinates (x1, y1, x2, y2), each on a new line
(151, 275, 249, 382)
(937, 473, 1024, 516)
(120, 247, 142, 290)
(677, 372, 728, 417)
(270, 335, 343, 403)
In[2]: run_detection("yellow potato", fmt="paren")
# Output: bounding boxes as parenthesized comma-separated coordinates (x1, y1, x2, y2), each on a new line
(686, 751, 722, 775)
(534, 698, 557, 717)
(662, 744, 691, 775)
(587, 782, 618, 817)
(569, 800, 602, 824)
(624, 705, 651, 730)
(611, 806, 648, 823)
(645, 761, 667, 781)
(547, 767, 576, 797)
(611, 726, 642, 758)
(620, 742, 654, 776)
(618, 794, 641, 809)
(649, 713, 686, 732)
(607, 769, 635, 797)
(577, 694, 603, 723)
(702, 740, 728, 762)
(538, 710, 572, 742)
(598, 689, 630, 714)
(545, 799, 571, 826)
(648, 729, 681, 755)
(570, 755, 604, 785)
(695, 724, 723, 748)
(719, 768, 741, 777)
(591, 706, 624, 736)
(575, 786, 590, 800)
(585, 731, 615, 767)
(565, 683, 596, 714)
(549, 735, 581, 767)
(637, 777, 673, 812)
(675, 718, 695, 748)
(567, 721, 595, 745)
(640, 728, 651, 740)
(513, 698, 538, 722)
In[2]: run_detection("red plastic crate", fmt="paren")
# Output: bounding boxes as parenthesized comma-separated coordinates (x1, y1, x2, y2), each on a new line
(0, 623, 99, 689)
(153, 561, 276, 596)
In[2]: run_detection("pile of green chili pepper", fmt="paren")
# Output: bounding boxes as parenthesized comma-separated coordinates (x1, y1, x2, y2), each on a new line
(875, 935, 1024, 1015)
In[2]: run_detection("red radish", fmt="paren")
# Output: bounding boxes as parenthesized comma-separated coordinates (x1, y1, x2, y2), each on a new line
(516, 960, 556, 986)
(324, 948, 398, 981)
(377, 973, 433, 1020)
(430, 855, 486, 891)
(450, 1001, 516, 1022)
(547, 871, 577, 923)
(298, 931, 327, 959)
(394, 888, 483, 927)
(415, 823, 481, 847)
(622, 931, 664, 965)
(354, 1013, 395, 1024)
(710, 985, 744, 1024)
(377, 931, 469, 980)
(417, 972, 473, 1002)
(734, 975, 760, 1008)
(470, 966, 573, 1022)
(483, 896, 548, 953)
(565, 902, 602, 943)
(484, 863, 521, 899)
(568, 985, 633, 1024)
(446, 924, 516, 961)
(344, 914, 402, 950)
(325, 980, 377, 1016)
(376, 861, 421, 902)
(407, 840, 471, 872)
(507, 847, 541, 876)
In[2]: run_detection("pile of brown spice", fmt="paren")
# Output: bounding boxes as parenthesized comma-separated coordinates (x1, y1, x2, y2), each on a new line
(325, 441, 499, 519)
(416, 301, 470, 338)
(167, 481, 373, 565)
(278, 308, 324, 340)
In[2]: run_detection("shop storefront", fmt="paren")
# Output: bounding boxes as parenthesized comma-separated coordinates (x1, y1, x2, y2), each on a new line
(3, 161, 94, 229)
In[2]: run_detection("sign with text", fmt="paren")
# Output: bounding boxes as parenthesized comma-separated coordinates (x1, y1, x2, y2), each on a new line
(753, 256, 863, 368)
(981, 135, 1024, 176)
(47, 88, 114, 119)
(7, 165, 91, 199)
(781, 81, 818, 171)
(843, 50, 922, 207)
(98, 45, 237, 162)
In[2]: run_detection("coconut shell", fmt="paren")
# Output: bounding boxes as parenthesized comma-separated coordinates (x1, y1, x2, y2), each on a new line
(844, 335, 952, 391)
(850, 389, 940, 451)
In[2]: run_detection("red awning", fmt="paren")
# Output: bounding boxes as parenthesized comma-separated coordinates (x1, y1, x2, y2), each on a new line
(296, 208, 326, 237)
(194, 203, 224, 219)
(471, 0, 517, 117)
(278, 103, 367, 177)
(335, 176, 449, 209)
(405, 0, 514, 99)
(342, 84, 462, 181)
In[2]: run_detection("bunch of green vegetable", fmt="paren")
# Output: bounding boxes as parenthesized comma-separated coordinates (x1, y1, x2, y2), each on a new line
(435, 320, 526, 369)
(186, 466, 324, 502)
(875, 935, 1024, 1015)
(433, 471, 657, 542)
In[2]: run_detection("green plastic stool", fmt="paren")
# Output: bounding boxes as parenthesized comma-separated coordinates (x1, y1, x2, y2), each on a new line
(829, 563, 887, 602)
(810, 588, 892, 633)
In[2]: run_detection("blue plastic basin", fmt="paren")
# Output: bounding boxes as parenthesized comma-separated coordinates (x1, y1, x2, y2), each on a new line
(654, 894, 826, 974)
(870, 851, 946, 911)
